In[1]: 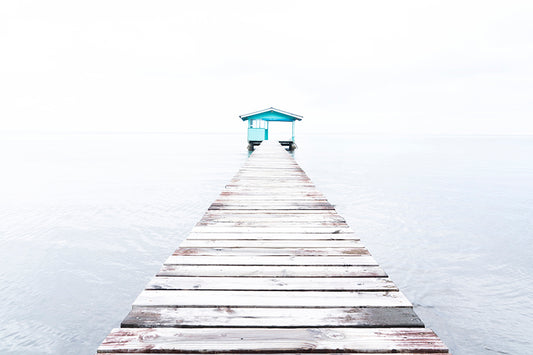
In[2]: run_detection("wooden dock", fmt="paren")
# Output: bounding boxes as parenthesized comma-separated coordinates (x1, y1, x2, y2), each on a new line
(98, 141, 448, 354)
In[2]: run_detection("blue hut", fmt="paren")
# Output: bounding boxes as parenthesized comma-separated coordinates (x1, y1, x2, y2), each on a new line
(239, 107, 303, 151)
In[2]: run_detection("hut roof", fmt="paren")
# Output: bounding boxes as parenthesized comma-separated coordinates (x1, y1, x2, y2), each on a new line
(239, 107, 303, 122)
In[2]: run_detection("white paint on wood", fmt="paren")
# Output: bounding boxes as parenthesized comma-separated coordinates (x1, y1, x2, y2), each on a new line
(157, 265, 387, 277)
(145, 276, 397, 291)
(122, 306, 423, 328)
(164, 255, 378, 266)
(186, 232, 359, 240)
(133, 290, 412, 307)
(191, 227, 353, 234)
(180, 240, 363, 248)
(172, 247, 368, 256)
(98, 327, 448, 353)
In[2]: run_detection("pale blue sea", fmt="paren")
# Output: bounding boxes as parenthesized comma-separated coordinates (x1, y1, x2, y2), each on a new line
(0, 133, 532, 354)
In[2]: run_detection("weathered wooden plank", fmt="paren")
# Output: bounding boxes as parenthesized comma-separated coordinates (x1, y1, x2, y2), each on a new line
(145, 276, 397, 291)
(242, 163, 299, 165)
(223, 185, 319, 188)
(173, 247, 369, 256)
(191, 227, 353, 234)
(164, 255, 378, 266)
(226, 185, 323, 189)
(222, 186, 321, 190)
(235, 171, 307, 174)
(236, 170, 307, 173)
(199, 214, 345, 221)
(231, 179, 312, 182)
(209, 207, 336, 211)
(122, 307, 423, 328)
(233, 176, 312, 179)
(196, 221, 349, 228)
(198, 216, 346, 222)
(203, 210, 339, 216)
(211, 202, 334, 207)
(99, 353, 447, 355)
(228, 174, 312, 176)
(214, 199, 329, 204)
(186, 233, 359, 240)
(243, 163, 299, 165)
(98, 328, 448, 353)
(221, 188, 324, 193)
(199, 215, 346, 223)
(211, 200, 331, 204)
(199, 218, 345, 222)
(218, 194, 326, 199)
(235, 172, 307, 175)
(233, 176, 314, 179)
(157, 265, 387, 278)
(227, 184, 315, 187)
(201, 210, 337, 217)
(196, 224, 349, 230)
(232, 169, 307, 173)
(219, 192, 325, 196)
(226, 185, 318, 188)
(196, 218, 349, 228)
(231, 177, 312, 182)
(180, 240, 362, 248)
(235, 163, 306, 166)
(217, 192, 321, 196)
(214, 199, 330, 204)
(243, 161, 297, 163)
(133, 290, 412, 308)
(209, 205, 335, 211)
(219, 191, 321, 194)
(237, 168, 305, 171)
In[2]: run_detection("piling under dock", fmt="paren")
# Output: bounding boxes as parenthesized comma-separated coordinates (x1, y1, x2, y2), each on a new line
(97, 141, 448, 354)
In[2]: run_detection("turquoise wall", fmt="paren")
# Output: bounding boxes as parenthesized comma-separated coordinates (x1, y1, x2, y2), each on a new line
(248, 128, 266, 141)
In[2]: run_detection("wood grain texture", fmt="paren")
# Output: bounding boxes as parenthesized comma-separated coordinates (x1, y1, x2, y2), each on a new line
(145, 276, 397, 291)
(200, 214, 344, 221)
(186, 233, 359, 240)
(133, 290, 412, 307)
(99, 353, 447, 355)
(122, 307, 423, 328)
(164, 255, 378, 266)
(199, 217, 345, 223)
(98, 327, 448, 353)
(203, 209, 332, 213)
(179, 240, 362, 248)
(208, 205, 336, 211)
(157, 265, 387, 277)
(172, 247, 369, 256)
(191, 226, 354, 234)
(196, 222, 349, 228)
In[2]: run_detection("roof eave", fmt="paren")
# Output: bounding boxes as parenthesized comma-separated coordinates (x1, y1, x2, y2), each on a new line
(239, 107, 303, 121)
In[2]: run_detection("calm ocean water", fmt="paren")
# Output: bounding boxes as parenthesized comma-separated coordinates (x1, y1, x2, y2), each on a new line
(0, 133, 531, 354)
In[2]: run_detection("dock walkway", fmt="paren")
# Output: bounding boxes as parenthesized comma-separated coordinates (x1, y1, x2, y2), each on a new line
(98, 141, 448, 354)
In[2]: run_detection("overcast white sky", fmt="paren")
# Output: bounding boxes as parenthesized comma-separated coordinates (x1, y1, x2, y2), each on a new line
(1, 1, 532, 135)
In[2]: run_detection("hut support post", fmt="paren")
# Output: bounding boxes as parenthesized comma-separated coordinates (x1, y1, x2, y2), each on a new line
(292, 121, 295, 142)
